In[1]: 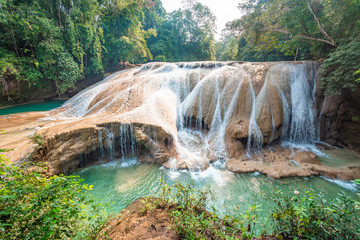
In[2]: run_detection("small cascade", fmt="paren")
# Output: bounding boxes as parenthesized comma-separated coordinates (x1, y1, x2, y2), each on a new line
(118, 124, 138, 160)
(129, 124, 137, 156)
(206, 67, 244, 160)
(97, 128, 105, 158)
(57, 72, 126, 117)
(247, 80, 264, 154)
(90, 123, 141, 163)
(105, 124, 116, 159)
(288, 64, 317, 143)
(168, 157, 181, 178)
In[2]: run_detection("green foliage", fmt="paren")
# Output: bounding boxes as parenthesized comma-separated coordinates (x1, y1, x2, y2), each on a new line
(0, 0, 218, 100)
(31, 134, 44, 146)
(215, 34, 239, 61)
(29, 134, 45, 161)
(154, 55, 166, 62)
(230, 204, 266, 239)
(353, 179, 360, 185)
(0, 0, 100, 96)
(0, 0, 151, 98)
(152, 180, 360, 239)
(222, 0, 360, 94)
(320, 38, 360, 95)
(147, 0, 217, 62)
(139, 197, 157, 216)
(0, 49, 20, 100)
(100, 0, 157, 70)
(153, 179, 242, 239)
(268, 189, 360, 239)
(0, 155, 108, 239)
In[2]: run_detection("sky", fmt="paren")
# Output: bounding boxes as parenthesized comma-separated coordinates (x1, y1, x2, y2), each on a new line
(161, 0, 243, 40)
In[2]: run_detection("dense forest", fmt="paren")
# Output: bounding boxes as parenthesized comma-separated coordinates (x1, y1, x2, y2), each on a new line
(218, 0, 360, 95)
(0, 0, 216, 100)
(0, 0, 359, 101)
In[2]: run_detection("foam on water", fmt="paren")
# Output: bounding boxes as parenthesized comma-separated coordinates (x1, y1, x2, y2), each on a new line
(120, 157, 139, 168)
(321, 177, 359, 192)
(167, 157, 181, 179)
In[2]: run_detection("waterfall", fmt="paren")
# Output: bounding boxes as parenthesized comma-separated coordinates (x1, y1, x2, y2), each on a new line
(55, 61, 320, 167)
(247, 79, 264, 154)
(97, 128, 105, 158)
(288, 64, 317, 143)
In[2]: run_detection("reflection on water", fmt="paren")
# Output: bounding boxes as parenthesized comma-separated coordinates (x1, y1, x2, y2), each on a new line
(0, 100, 65, 115)
(76, 157, 359, 217)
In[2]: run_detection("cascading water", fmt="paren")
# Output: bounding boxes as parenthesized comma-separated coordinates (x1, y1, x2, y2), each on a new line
(49, 61, 323, 174)
(288, 64, 317, 143)
(167, 62, 319, 165)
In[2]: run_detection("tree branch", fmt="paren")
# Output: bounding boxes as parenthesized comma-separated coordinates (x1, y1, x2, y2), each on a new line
(265, 27, 337, 47)
(306, 1, 336, 46)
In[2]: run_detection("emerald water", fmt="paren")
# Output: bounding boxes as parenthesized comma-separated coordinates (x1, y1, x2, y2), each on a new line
(0, 100, 65, 115)
(76, 155, 359, 218)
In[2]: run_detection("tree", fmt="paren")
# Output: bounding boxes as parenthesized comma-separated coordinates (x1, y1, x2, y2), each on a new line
(0, 0, 103, 96)
(320, 23, 360, 95)
(221, 0, 360, 94)
(148, 0, 217, 62)
(0, 148, 106, 238)
(100, 0, 158, 70)
(0, 0, 219, 102)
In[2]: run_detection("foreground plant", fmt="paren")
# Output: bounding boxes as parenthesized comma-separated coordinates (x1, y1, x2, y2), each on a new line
(149, 179, 360, 240)
(267, 189, 360, 239)
(151, 178, 243, 239)
(0, 155, 107, 239)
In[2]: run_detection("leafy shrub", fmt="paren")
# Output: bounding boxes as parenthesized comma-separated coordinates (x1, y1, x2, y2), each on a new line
(353, 179, 360, 185)
(0, 154, 107, 239)
(355, 70, 360, 82)
(320, 40, 360, 95)
(230, 204, 266, 239)
(153, 180, 360, 240)
(154, 179, 242, 239)
(268, 189, 360, 239)
(31, 134, 44, 146)
(154, 55, 166, 62)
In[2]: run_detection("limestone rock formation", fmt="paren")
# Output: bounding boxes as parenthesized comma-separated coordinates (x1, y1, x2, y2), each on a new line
(317, 89, 360, 152)
(226, 146, 360, 180)
(0, 61, 359, 180)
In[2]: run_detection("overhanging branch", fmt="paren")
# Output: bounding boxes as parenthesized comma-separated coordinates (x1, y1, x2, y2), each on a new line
(306, 1, 336, 46)
(265, 27, 337, 47)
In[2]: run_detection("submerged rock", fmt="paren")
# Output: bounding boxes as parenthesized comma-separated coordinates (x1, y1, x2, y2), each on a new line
(226, 146, 360, 180)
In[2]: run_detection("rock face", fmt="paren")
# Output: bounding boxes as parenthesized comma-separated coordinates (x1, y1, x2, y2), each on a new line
(0, 61, 359, 180)
(317, 88, 360, 152)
